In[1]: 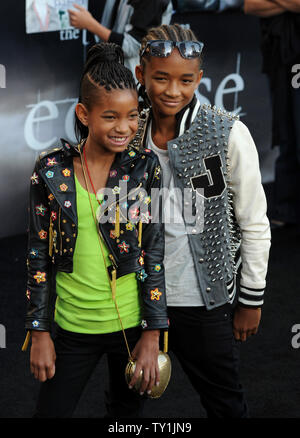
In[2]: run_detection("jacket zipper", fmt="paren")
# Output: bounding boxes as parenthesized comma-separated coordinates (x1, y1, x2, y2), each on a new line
(98, 183, 143, 221)
(58, 207, 63, 256)
(98, 183, 143, 269)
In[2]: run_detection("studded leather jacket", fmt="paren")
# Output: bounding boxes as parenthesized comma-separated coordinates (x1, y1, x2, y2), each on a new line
(135, 100, 270, 310)
(25, 139, 168, 332)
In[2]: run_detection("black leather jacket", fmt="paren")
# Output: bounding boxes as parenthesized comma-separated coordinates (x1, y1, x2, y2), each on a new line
(25, 139, 168, 332)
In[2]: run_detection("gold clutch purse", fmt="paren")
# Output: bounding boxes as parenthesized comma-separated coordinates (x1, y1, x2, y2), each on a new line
(125, 349, 171, 399)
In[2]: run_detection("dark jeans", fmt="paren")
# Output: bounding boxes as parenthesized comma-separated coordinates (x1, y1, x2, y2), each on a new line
(167, 303, 249, 418)
(34, 325, 145, 418)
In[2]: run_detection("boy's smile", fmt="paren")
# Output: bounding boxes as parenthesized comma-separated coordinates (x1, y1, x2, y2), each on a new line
(136, 49, 203, 118)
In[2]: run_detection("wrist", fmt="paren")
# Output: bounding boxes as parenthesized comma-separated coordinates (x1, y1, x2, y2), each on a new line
(31, 330, 51, 342)
(141, 329, 160, 340)
(238, 303, 262, 310)
(89, 20, 112, 41)
(87, 16, 100, 33)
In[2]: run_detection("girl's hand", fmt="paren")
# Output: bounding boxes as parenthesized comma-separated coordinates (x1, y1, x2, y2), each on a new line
(233, 306, 261, 341)
(129, 330, 160, 395)
(30, 331, 56, 382)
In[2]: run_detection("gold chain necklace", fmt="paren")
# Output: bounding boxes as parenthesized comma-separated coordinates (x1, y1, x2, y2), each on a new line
(79, 142, 133, 361)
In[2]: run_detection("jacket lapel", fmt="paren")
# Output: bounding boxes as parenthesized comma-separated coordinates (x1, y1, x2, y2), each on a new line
(39, 155, 78, 225)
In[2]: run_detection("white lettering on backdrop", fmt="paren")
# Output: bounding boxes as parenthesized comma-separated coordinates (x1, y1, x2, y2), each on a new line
(0, 64, 6, 88)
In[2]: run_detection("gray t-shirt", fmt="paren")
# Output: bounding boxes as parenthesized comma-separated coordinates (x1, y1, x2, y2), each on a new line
(146, 123, 205, 306)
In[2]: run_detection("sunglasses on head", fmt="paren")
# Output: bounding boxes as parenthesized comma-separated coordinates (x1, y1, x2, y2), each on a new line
(141, 40, 204, 60)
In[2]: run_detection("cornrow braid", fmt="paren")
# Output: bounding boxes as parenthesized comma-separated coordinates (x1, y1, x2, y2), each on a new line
(75, 42, 137, 142)
(140, 23, 200, 62)
(138, 24, 203, 107)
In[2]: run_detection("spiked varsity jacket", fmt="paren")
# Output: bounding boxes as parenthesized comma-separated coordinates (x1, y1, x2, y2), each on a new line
(133, 98, 271, 310)
(25, 140, 168, 332)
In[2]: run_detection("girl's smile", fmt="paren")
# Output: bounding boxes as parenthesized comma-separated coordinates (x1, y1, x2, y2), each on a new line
(76, 88, 139, 155)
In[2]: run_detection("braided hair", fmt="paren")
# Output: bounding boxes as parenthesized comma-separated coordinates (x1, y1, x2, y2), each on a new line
(75, 42, 137, 141)
(138, 24, 203, 106)
(140, 23, 203, 68)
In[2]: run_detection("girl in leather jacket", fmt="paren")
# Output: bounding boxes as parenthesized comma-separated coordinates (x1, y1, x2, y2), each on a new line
(24, 42, 168, 418)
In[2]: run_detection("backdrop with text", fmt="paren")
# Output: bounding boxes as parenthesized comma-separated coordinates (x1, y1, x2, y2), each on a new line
(0, 2, 276, 238)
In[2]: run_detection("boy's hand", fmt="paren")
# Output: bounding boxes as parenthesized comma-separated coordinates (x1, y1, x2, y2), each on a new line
(68, 4, 96, 30)
(233, 306, 261, 341)
(30, 331, 56, 382)
(129, 330, 160, 395)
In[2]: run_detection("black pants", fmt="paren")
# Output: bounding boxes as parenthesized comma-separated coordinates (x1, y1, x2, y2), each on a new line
(167, 303, 248, 418)
(34, 325, 145, 418)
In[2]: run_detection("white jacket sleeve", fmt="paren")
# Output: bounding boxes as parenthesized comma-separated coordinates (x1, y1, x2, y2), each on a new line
(228, 120, 271, 307)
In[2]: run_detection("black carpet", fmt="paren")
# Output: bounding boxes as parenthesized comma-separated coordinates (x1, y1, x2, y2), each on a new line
(0, 183, 300, 418)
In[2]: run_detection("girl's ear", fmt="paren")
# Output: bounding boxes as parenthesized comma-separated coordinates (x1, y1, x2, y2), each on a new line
(75, 103, 88, 126)
(135, 64, 144, 86)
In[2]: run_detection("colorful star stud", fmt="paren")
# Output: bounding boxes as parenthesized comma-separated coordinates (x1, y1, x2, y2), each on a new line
(31, 172, 39, 185)
(34, 271, 46, 284)
(64, 201, 71, 208)
(118, 241, 130, 254)
(29, 248, 39, 259)
(150, 288, 162, 301)
(126, 222, 134, 231)
(32, 320, 40, 328)
(138, 256, 144, 266)
(35, 204, 47, 216)
(129, 207, 140, 220)
(154, 264, 161, 272)
(110, 230, 116, 239)
(51, 211, 57, 221)
(60, 183, 68, 192)
(46, 157, 57, 166)
(141, 319, 148, 329)
(141, 211, 152, 224)
(45, 170, 54, 179)
(38, 230, 47, 240)
(154, 166, 161, 180)
(137, 269, 148, 282)
(62, 168, 71, 177)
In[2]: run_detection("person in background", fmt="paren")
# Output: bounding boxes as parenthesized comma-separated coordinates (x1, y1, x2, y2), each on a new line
(68, 1, 173, 74)
(244, 0, 300, 229)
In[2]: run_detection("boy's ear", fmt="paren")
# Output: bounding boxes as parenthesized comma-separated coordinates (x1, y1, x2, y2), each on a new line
(135, 64, 144, 86)
(196, 70, 203, 88)
(75, 103, 88, 126)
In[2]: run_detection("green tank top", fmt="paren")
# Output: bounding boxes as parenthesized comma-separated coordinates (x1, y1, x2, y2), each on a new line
(54, 174, 141, 334)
